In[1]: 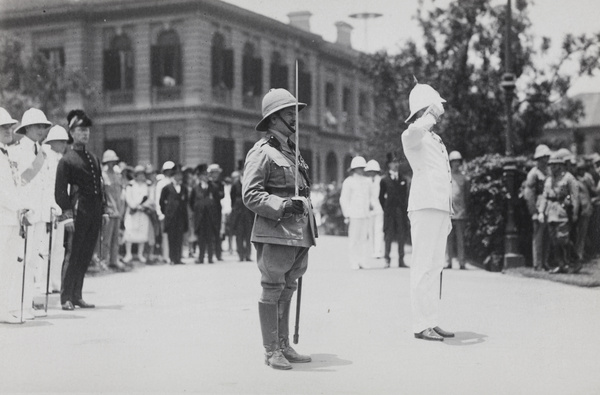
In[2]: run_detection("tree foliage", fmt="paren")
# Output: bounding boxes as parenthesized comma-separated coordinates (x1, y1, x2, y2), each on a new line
(359, 0, 600, 162)
(0, 34, 94, 123)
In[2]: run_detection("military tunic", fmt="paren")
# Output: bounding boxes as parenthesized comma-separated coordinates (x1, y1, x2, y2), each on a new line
(55, 145, 104, 304)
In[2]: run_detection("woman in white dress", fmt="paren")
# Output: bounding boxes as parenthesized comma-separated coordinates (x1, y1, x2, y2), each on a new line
(123, 165, 152, 262)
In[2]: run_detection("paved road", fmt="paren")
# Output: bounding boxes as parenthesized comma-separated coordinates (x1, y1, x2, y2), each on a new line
(1, 235, 599, 394)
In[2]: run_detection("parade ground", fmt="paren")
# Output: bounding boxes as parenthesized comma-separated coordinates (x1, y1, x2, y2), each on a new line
(1, 235, 599, 395)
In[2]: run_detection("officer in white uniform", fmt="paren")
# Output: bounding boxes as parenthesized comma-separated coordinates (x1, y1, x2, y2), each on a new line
(0, 108, 33, 323)
(12, 108, 52, 318)
(401, 83, 455, 341)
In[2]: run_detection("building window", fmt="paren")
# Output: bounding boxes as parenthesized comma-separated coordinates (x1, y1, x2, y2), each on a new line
(104, 138, 134, 166)
(211, 32, 234, 104)
(157, 136, 180, 166)
(342, 87, 353, 132)
(151, 29, 183, 102)
(39, 47, 65, 68)
(325, 151, 338, 183)
(242, 42, 262, 109)
(297, 60, 312, 105)
(213, 137, 235, 177)
(103, 34, 134, 105)
(270, 51, 288, 89)
(324, 82, 338, 128)
(359, 92, 369, 117)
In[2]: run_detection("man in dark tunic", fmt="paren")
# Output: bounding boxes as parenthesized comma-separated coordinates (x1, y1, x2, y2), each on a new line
(55, 110, 106, 311)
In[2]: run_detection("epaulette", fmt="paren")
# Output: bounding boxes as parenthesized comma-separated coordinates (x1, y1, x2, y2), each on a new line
(261, 135, 281, 150)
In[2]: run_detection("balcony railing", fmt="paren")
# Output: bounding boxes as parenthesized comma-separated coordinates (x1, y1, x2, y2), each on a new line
(212, 85, 232, 106)
(152, 86, 182, 103)
(105, 90, 134, 107)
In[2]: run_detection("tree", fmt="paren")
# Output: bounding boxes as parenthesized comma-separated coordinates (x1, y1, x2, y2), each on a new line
(359, 0, 600, 161)
(0, 34, 95, 124)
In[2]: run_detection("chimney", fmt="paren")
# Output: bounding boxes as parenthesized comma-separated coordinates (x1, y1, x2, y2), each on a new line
(287, 11, 312, 32)
(335, 21, 353, 48)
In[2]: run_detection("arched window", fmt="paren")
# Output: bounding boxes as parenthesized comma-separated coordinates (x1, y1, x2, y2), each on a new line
(104, 34, 134, 92)
(211, 32, 234, 90)
(242, 42, 262, 108)
(326, 151, 338, 183)
(270, 51, 288, 89)
(151, 29, 182, 88)
(297, 59, 312, 105)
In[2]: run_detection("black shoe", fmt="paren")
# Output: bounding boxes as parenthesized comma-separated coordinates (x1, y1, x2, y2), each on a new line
(73, 299, 95, 309)
(414, 328, 444, 341)
(196, 259, 204, 264)
(62, 301, 75, 311)
(399, 260, 408, 268)
(208, 259, 214, 264)
(433, 326, 455, 338)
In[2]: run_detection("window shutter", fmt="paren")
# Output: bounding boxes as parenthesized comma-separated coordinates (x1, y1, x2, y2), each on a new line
(253, 57, 263, 97)
(174, 44, 182, 86)
(150, 46, 161, 87)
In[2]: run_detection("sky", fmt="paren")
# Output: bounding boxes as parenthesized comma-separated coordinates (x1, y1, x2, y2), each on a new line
(222, 0, 600, 95)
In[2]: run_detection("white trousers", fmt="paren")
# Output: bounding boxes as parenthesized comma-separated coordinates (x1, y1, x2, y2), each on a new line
(24, 222, 47, 309)
(348, 217, 370, 269)
(408, 209, 451, 333)
(0, 225, 24, 317)
(369, 212, 384, 258)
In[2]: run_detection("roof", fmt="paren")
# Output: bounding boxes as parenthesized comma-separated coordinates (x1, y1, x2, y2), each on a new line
(572, 92, 600, 127)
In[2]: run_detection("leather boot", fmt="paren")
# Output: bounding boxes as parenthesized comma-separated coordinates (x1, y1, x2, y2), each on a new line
(259, 302, 291, 370)
(278, 301, 311, 363)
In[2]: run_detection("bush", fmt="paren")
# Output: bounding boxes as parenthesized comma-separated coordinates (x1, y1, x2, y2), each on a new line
(463, 154, 532, 267)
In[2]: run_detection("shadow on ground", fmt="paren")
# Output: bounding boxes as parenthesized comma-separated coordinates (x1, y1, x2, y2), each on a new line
(443, 331, 488, 346)
(290, 353, 353, 372)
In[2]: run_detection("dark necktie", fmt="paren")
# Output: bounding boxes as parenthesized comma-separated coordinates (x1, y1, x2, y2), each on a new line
(34, 144, 38, 155)
(0, 147, 7, 156)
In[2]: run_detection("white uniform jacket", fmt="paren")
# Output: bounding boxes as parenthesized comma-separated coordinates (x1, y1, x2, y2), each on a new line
(339, 174, 376, 219)
(401, 121, 452, 214)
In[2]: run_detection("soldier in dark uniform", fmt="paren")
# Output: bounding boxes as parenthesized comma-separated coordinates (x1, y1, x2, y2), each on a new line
(229, 166, 254, 262)
(55, 110, 107, 311)
(379, 153, 409, 268)
(242, 88, 317, 370)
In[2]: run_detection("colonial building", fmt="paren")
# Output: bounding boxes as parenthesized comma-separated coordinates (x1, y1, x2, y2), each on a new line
(0, 0, 374, 183)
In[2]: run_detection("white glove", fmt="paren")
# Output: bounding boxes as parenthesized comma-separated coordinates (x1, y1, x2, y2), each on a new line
(413, 113, 437, 130)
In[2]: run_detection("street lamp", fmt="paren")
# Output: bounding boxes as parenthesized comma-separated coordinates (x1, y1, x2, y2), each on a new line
(349, 12, 383, 52)
(501, 0, 524, 270)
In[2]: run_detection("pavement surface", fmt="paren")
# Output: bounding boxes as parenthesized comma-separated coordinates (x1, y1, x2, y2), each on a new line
(1, 235, 599, 395)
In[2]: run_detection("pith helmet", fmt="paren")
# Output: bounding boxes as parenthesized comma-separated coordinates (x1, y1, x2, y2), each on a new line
(44, 125, 69, 143)
(102, 149, 120, 164)
(364, 159, 381, 172)
(161, 161, 175, 171)
(405, 83, 446, 123)
(533, 144, 551, 159)
(448, 151, 463, 161)
(350, 156, 367, 170)
(0, 107, 18, 127)
(255, 88, 306, 131)
(548, 151, 566, 165)
(14, 108, 52, 134)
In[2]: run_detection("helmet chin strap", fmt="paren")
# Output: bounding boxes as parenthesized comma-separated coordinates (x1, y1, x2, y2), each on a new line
(278, 113, 296, 134)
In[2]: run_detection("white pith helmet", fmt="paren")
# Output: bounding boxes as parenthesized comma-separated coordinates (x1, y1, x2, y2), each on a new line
(405, 83, 446, 123)
(350, 156, 367, 170)
(102, 149, 120, 164)
(533, 144, 551, 159)
(364, 159, 381, 172)
(448, 151, 463, 161)
(44, 125, 69, 143)
(0, 107, 18, 126)
(255, 88, 306, 131)
(14, 108, 52, 134)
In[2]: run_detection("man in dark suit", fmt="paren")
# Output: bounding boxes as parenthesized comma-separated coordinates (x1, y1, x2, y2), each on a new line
(190, 164, 221, 264)
(159, 165, 188, 265)
(379, 153, 409, 268)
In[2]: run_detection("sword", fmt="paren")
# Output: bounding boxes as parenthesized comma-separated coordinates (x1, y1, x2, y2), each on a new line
(45, 208, 55, 314)
(20, 220, 29, 324)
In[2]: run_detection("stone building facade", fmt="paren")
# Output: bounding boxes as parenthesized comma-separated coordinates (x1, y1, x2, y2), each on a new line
(0, 0, 374, 183)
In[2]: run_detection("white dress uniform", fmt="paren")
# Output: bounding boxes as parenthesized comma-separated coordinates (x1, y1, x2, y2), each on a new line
(41, 145, 64, 293)
(402, 115, 453, 333)
(0, 142, 30, 321)
(12, 136, 52, 314)
(339, 173, 377, 269)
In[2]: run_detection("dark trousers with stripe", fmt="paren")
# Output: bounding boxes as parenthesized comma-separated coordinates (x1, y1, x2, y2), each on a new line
(61, 198, 103, 304)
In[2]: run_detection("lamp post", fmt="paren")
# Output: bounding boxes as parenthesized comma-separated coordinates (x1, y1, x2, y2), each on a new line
(349, 12, 382, 52)
(501, 0, 525, 270)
